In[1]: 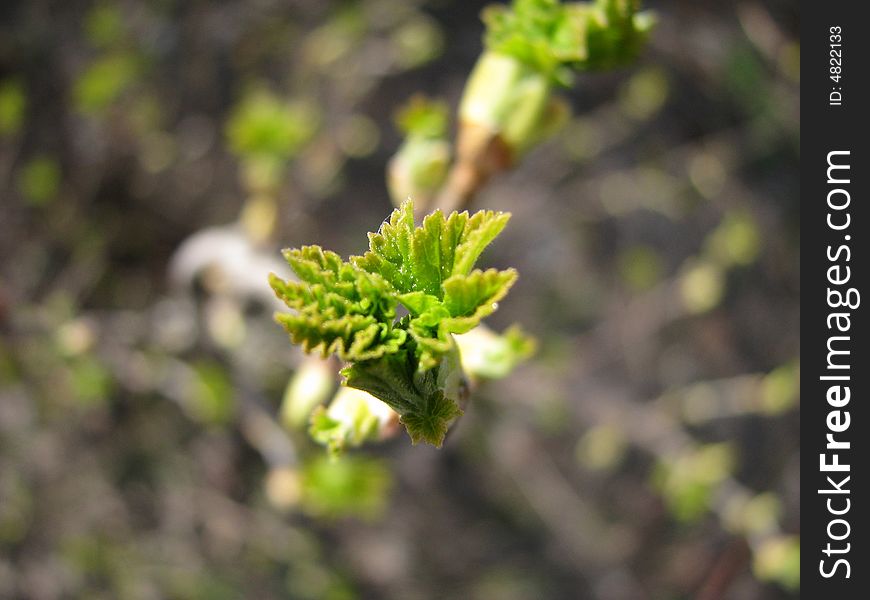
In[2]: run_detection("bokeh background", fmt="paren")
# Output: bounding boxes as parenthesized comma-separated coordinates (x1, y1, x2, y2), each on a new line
(0, 1, 799, 598)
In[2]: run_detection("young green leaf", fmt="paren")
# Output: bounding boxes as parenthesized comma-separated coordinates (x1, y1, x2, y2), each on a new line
(270, 199, 516, 447)
(394, 95, 450, 140)
(269, 246, 406, 362)
(342, 345, 464, 447)
(309, 387, 396, 457)
(404, 268, 517, 370)
(387, 96, 451, 207)
(350, 201, 516, 370)
(455, 0, 653, 163)
(455, 324, 537, 380)
(443, 268, 517, 319)
(353, 200, 512, 294)
(483, 0, 654, 85)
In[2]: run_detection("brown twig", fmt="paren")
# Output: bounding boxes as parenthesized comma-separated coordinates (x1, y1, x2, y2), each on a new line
(694, 537, 752, 600)
(430, 122, 514, 214)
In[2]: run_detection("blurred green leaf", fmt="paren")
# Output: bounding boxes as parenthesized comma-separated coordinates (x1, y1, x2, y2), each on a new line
(0, 472, 32, 543)
(724, 45, 770, 116)
(705, 210, 762, 267)
(723, 492, 781, 536)
(760, 362, 799, 414)
(0, 79, 26, 136)
(18, 155, 61, 206)
(74, 53, 141, 114)
(69, 355, 112, 408)
(652, 443, 735, 522)
(286, 560, 356, 600)
(186, 362, 235, 426)
(300, 455, 391, 520)
(391, 16, 445, 69)
(619, 66, 669, 120)
(679, 259, 725, 314)
(166, 571, 240, 600)
(226, 89, 319, 163)
(388, 96, 450, 206)
(617, 245, 663, 291)
(395, 95, 449, 139)
(85, 3, 124, 48)
(575, 424, 628, 471)
(336, 114, 380, 158)
(302, 6, 367, 69)
(753, 535, 800, 590)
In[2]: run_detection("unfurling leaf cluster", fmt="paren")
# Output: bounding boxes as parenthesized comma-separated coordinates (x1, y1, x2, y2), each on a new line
(483, 0, 654, 85)
(270, 200, 516, 447)
(387, 96, 451, 207)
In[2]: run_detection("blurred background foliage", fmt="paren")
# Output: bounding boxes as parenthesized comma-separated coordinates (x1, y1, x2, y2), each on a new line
(1, 0, 798, 598)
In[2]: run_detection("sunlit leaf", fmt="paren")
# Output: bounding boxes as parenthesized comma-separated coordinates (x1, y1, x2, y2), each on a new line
(271, 200, 516, 446)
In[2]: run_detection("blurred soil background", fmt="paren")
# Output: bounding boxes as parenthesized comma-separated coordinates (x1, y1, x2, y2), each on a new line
(1, 1, 799, 599)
